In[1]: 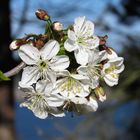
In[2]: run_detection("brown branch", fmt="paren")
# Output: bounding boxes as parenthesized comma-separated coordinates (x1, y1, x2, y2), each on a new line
(4, 62, 26, 77)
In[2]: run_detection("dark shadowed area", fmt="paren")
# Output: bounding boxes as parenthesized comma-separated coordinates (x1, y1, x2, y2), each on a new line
(0, 0, 140, 140)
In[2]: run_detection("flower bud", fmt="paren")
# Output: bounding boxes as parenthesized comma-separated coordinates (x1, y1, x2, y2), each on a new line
(99, 35, 108, 45)
(33, 40, 45, 50)
(9, 40, 19, 51)
(94, 85, 106, 102)
(53, 21, 63, 31)
(35, 9, 50, 21)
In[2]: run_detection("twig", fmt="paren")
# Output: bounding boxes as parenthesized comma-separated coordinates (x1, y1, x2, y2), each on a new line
(4, 62, 26, 77)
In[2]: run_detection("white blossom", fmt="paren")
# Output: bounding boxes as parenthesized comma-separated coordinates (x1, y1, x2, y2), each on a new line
(19, 80, 65, 119)
(63, 96, 98, 113)
(64, 16, 99, 65)
(15, 14, 125, 118)
(18, 40, 70, 85)
(53, 70, 90, 99)
(101, 57, 124, 86)
(53, 88, 98, 113)
(77, 50, 106, 89)
(51, 69, 98, 113)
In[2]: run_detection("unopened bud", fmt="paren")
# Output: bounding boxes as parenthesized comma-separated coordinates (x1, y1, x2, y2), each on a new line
(9, 40, 19, 51)
(53, 22, 63, 31)
(94, 86, 106, 102)
(35, 9, 50, 21)
(34, 40, 45, 49)
(99, 35, 108, 45)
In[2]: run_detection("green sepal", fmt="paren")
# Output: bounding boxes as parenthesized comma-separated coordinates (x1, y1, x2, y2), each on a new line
(57, 44, 66, 55)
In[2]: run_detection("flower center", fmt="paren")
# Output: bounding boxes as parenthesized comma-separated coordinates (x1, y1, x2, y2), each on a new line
(26, 92, 50, 111)
(105, 64, 118, 78)
(58, 77, 82, 95)
(77, 37, 87, 46)
(39, 61, 47, 68)
(87, 64, 102, 78)
(38, 60, 48, 79)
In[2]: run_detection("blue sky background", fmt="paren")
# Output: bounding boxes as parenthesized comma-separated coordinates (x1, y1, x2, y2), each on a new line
(10, 0, 140, 54)
(10, 0, 140, 61)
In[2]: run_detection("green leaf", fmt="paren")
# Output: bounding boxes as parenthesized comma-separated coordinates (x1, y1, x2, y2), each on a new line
(0, 71, 10, 81)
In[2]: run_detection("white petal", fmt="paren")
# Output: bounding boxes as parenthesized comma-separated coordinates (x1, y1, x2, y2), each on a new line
(76, 89, 90, 97)
(98, 94, 106, 102)
(36, 80, 53, 94)
(46, 69, 56, 84)
(107, 48, 118, 59)
(102, 63, 110, 71)
(64, 39, 78, 52)
(104, 75, 118, 86)
(52, 112, 65, 117)
(74, 17, 94, 37)
(86, 97, 98, 112)
(74, 16, 85, 27)
(60, 90, 75, 99)
(18, 44, 40, 65)
(88, 49, 99, 63)
(105, 73, 118, 81)
(71, 97, 87, 104)
(77, 66, 88, 76)
(40, 40, 60, 60)
(110, 57, 124, 66)
(19, 66, 40, 86)
(83, 83, 90, 92)
(47, 95, 64, 107)
(74, 48, 89, 65)
(99, 50, 107, 61)
(34, 110, 48, 119)
(115, 64, 125, 74)
(50, 55, 70, 71)
(36, 80, 47, 93)
(50, 107, 65, 117)
(20, 102, 48, 119)
(89, 50, 106, 65)
(71, 74, 90, 88)
(80, 20, 94, 37)
(57, 70, 70, 77)
(44, 83, 54, 95)
(68, 30, 76, 41)
(71, 74, 89, 80)
(18, 82, 34, 92)
(90, 77, 99, 89)
(74, 16, 86, 35)
(86, 36, 99, 49)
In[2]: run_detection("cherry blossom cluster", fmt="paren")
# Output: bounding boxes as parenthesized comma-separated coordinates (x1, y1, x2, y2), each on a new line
(10, 10, 124, 119)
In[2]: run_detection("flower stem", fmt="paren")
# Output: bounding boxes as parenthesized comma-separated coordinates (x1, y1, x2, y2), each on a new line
(45, 20, 54, 39)
(4, 62, 26, 77)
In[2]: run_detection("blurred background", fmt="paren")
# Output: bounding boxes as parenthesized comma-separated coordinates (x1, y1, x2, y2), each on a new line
(0, 0, 140, 140)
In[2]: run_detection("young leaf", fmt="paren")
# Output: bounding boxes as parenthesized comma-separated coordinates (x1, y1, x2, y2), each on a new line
(0, 70, 10, 81)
